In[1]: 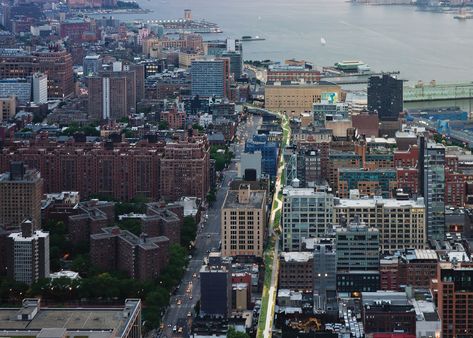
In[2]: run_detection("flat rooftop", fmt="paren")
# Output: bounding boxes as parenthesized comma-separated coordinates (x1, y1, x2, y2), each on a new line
(0, 299, 140, 338)
(334, 197, 425, 209)
(222, 190, 265, 210)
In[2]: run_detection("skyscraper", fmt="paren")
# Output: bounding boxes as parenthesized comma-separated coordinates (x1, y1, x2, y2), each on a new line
(32, 72, 48, 104)
(87, 69, 137, 120)
(0, 162, 43, 230)
(419, 139, 445, 241)
(6, 220, 49, 285)
(191, 59, 227, 98)
(368, 74, 403, 121)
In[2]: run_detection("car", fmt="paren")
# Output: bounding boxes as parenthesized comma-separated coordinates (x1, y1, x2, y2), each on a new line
(176, 299, 181, 305)
(193, 273, 197, 278)
(207, 234, 211, 238)
(187, 312, 192, 317)
(189, 295, 193, 300)
(206, 249, 210, 253)
(160, 323, 164, 329)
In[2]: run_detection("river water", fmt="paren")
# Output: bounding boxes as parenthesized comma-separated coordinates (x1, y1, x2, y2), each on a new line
(99, 0, 473, 83)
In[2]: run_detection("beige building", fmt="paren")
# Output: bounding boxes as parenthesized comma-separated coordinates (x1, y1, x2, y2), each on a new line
(265, 83, 343, 116)
(0, 96, 16, 122)
(333, 196, 426, 253)
(221, 184, 266, 257)
(0, 162, 43, 229)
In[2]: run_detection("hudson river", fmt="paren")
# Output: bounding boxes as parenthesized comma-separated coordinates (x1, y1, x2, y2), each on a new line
(103, 0, 473, 83)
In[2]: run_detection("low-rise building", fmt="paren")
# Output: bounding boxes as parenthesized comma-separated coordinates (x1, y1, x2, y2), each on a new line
(279, 252, 313, 292)
(0, 298, 142, 338)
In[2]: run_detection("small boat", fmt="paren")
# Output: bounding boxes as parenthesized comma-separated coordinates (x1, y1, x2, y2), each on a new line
(320, 37, 326, 45)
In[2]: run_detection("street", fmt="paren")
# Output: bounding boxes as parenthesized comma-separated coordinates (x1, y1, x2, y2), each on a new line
(159, 114, 262, 338)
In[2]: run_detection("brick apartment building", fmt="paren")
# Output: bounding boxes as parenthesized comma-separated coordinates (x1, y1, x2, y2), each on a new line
(160, 140, 210, 201)
(0, 162, 43, 230)
(0, 48, 74, 99)
(90, 226, 169, 281)
(0, 138, 210, 202)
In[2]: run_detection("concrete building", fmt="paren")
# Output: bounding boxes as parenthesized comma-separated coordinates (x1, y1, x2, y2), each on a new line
(336, 221, 380, 292)
(279, 252, 313, 292)
(333, 196, 426, 252)
(32, 72, 47, 104)
(83, 54, 103, 76)
(305, 237, 337, 312)
(160, 140, 210, 202)
(239, 152, 262, 179)
(431, 262, 473, 338)
(90, 227, 169, 281)
(264, 83, 342, 116)
(221, 184, 266, 258)
(282, 186, 333, 251)
(191, 59, 227, 98)
(0, 96, 16, 122)
(0, 162, 43, 230)
(200, 253, 232, 317)
(337, 168, 397, 198)
(0, 298, 141, 338)
(0, 78, 31, 104)
(419, 139, 445, 241)
(6, 220, 49, 285)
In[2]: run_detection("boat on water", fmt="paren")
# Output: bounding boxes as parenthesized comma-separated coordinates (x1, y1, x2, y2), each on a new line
(334, 60, 370, 73)
(241, 35, 265, 41)
(320, 37, 326, 46)
(454, 8, 473, 19)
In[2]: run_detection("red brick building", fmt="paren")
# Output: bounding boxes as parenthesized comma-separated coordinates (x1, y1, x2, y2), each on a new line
(90, 226, 169, 281)
(60, 19, 96, 43)
(0, 140, 164, 201)
(160, 139, 210, 202)
(393, 145, 419, 168)
(160, 108, 186, 130)
(0, 48, 74, 98)
(396, 167, 419, 196)
(431, 262, 473, 338)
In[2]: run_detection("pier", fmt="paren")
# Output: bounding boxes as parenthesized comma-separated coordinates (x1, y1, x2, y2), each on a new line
(404, 82, 473, 102)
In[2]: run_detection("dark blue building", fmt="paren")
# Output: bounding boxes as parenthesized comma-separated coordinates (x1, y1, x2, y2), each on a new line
(244, 134, 278, 178)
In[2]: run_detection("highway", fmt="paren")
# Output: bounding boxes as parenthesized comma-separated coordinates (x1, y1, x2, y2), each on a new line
(159, 114, 262, 338)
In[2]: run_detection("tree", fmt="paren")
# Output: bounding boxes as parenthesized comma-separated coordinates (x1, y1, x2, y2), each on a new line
(158, 120, 168, 130)
(206, 189, 216, 205)
(181, 216, 197, 247)
(118, 218, 142, 236)
(227, 326, 250, 338)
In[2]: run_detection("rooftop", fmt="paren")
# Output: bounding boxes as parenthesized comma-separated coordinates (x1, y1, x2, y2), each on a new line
(0, 299, 141, 338)
(280, 252, 313, 263)
(222, 189, 265, 210)
(334, 196, 425, 209)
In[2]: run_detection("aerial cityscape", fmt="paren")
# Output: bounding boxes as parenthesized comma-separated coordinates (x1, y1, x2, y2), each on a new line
(0, 0, 472, 337)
